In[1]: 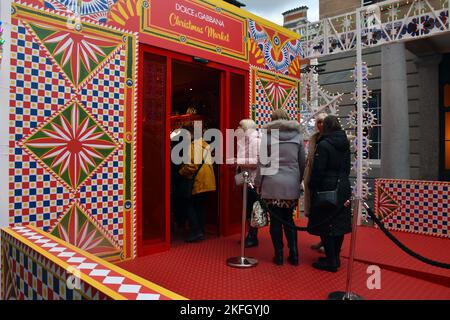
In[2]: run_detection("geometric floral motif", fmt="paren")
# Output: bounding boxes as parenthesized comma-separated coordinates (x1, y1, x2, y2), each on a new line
(23, 102, 118, 191)
(260, 78, 292, 110)
(50, 203, 121, 259)
(251, 67, 300, 128)
(28, 22, 120, 87)
(376, 185, 400, 220)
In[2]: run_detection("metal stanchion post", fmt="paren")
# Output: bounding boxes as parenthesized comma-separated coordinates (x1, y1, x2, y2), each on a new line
(328, 198, 363, 300)
(227, 171, 258, 268)
(328, 7, 364, 300)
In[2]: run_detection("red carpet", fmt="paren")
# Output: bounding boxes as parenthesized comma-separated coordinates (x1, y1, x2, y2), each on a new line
(341, 225, 450, 287)
(118, 222, 450, 300)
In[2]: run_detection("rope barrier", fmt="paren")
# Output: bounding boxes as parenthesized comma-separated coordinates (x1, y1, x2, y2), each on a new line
(250, 188, 450, 269)
(366, 207, 450, 269)
(249, 184, 450, 269)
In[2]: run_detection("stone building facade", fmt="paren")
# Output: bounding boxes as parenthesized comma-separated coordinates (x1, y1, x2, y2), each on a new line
(286, 1, 450, 183)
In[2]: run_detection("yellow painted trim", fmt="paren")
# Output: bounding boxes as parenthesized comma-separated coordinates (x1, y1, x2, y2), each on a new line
(3, 226, 187, 300)
(204, 0, 300, 39)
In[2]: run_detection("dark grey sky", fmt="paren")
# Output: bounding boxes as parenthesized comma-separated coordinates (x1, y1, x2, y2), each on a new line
(240, 0, 319, 26)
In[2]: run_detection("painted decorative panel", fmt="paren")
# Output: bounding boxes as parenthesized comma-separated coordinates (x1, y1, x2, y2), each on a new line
(1, 226, 186, 300)
(248, 19, 302, 78)
(375, 179, 449, 238)
(9, 1, 137, 261)
(250, 67, 301, 128)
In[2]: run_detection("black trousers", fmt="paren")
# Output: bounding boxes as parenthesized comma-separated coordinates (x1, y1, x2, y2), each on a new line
(320, 235, 344, 266)
(186, 193, 208, 236)
(268, 206, 297, 254)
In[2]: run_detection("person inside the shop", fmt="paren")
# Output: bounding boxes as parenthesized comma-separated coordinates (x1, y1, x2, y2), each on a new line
(170, 126, 187, 234)
(179, 123, 216, 243)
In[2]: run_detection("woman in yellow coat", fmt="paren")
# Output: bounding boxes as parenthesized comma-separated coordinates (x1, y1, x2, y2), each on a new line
(179, 131, 216, 242)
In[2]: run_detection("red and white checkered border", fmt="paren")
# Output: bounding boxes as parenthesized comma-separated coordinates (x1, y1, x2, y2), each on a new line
(4, 225, 185, 300)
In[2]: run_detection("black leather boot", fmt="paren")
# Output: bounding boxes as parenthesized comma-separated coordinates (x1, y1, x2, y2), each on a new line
(273, 250, 284, 265)
(284, 227, 299, 266)
(244, 226, 259, 248)
(312, 236, 338, 272)
(269, 208, 284, 265)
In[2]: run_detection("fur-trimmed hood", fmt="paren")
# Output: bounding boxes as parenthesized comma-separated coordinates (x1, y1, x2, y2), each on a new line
(263, 120, 303, 143)
(263, 119, 302, 132)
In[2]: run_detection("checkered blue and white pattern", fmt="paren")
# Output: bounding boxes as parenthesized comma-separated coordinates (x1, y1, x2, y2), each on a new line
(282, 89, 299, 121)
(253, 80, 273, 128)
(6, 226, 175, 300)
(79, 48, 126, 141)
(9, 160, 72, 231)
(9, 21, 74, 231)
(375, 179, 449, 238)
(78, 149, 125, 245)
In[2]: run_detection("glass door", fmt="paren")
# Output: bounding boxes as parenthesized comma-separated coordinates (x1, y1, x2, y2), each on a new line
(221, 71, 247, 235)
(139, 50, 170, 254)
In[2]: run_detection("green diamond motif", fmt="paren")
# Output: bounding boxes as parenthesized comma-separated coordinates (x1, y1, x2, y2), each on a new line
(24, 102, 118, 190)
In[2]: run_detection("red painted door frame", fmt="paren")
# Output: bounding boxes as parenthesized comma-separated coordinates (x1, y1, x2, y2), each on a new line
(137, 43, 249, 257)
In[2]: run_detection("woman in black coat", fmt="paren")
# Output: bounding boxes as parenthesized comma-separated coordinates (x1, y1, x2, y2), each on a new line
(307, 115, 352, 272)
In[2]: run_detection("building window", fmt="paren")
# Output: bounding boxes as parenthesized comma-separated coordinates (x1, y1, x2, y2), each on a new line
(368, 90, 381, 160)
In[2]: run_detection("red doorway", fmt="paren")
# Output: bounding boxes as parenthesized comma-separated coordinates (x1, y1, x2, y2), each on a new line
(137, 44, 249, 257)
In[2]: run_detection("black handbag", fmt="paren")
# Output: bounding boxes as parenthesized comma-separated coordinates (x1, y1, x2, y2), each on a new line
(313, 150, 344, 210)
(314, 180, 340, 210)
